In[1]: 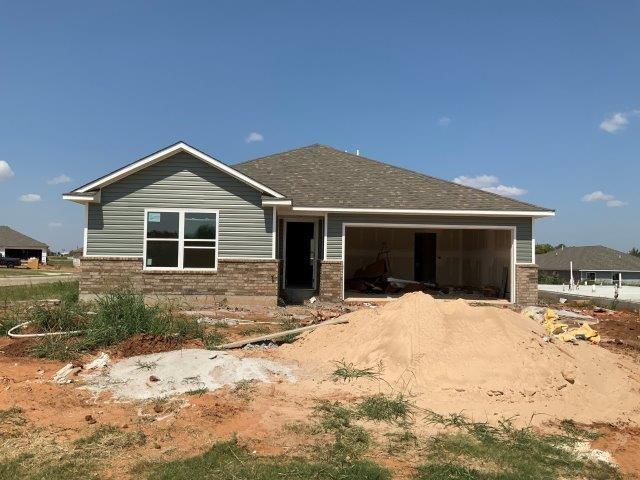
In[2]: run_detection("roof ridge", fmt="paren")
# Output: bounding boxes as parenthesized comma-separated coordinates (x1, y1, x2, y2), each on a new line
(317, 145, 554, 213)
(234, 143, 322, 167)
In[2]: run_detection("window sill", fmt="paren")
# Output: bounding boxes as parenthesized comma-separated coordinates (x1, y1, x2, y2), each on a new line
(142, 268, 218, 275)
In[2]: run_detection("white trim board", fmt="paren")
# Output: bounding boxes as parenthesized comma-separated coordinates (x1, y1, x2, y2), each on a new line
(340, 222, 517, 303)
(292, 207, 554, 217)
(63, 191, 101, 204)
(72, 142, 285, 198)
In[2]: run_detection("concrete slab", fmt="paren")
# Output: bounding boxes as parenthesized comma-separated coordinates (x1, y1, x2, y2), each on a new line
(539, 284, 640, 303)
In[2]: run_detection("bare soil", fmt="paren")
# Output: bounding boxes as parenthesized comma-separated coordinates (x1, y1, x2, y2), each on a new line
(1, 299, 640, 478)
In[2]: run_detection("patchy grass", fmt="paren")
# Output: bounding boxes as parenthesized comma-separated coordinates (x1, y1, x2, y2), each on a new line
(239, 324, 271, 337)
(0, 425, 144, 480)
(357, 393, 413, 425)
(78, 425, 146, 450)
(0, 280, 78, 303)
(560, 418, 602, 441)
(420, 412, 621, 480)
(144, 439, 390, 480)
(232, 379, 256, 401)
(0, 406, 25, 426)
(135, 359, 159, 371)
(203, 328, 227, 348)
(331, 360, 383, 382)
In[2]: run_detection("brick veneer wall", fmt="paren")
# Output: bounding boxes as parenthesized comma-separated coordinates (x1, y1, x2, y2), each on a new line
(515, 264, 538, 305)
(80, 257, 279, 300)
(318, 260, 343, 302)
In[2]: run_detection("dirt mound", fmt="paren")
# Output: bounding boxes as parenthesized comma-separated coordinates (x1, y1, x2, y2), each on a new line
(278, 292, 640, 424)
(110, 334, 203, 358)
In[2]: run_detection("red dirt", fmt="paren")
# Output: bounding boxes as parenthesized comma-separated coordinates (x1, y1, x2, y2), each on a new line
(593, 425, 640, 477)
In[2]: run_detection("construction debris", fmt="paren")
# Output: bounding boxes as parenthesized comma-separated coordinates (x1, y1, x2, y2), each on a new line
(52, 352, 111, 383)
(82, 349, 296, 400)
(219, 316, 349, 349)
(521, 307, 601, 343)
(53, 363, 82, 384)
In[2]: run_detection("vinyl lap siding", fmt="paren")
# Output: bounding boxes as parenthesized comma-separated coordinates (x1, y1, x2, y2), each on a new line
(87, 153, 273, 258)
(325, 214, 534, 264)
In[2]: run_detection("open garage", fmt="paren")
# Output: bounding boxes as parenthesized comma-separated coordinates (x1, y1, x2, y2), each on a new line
(343, 225, 514, 302)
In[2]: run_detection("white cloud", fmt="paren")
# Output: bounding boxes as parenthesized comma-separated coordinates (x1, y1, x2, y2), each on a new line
(453, 174, 499, 189)
(599, 110, 639, 133)
(482, 185, 528, 196)
(48, 222, 63, 228)
(581, 190, 614, 202)
(453, 174, 526, 197)
(245, 132, 264, 143)
(0, 160, 14, 181)
(47, 174, 71, 185)
(19, 193, 42, 203)
(582, 190, 628, 207)
(437, 116, 452, 127)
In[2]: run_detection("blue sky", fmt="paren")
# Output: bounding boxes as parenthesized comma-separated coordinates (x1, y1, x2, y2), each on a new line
(1, 1, 638, 252)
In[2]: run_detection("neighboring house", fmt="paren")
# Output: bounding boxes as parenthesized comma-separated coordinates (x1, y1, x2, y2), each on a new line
(0, 226, 49, 264)
(63, 142, 554, 305)
(537, 245, 640, 286)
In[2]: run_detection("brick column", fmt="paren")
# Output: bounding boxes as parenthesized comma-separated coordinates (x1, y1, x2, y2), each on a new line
(515, 264, 538, 305)
(318, 260, 343, 302)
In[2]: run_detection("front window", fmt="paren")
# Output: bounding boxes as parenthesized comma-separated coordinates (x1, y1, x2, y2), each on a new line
(144, 210, 218, 270)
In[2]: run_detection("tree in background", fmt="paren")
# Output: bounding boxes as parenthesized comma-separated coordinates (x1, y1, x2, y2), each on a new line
(535, 243, 555, 255)
(630, 248, 640, 258)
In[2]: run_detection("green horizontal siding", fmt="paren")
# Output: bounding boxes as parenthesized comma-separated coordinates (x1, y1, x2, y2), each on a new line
(326, 214, 533, 263)
(87, 153, 274, 258)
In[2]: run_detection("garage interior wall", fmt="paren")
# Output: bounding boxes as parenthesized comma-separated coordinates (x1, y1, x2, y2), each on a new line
(345, 227, 511, 289)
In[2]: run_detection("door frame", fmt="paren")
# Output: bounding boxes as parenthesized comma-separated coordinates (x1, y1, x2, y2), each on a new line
(283, 218, 320, 290)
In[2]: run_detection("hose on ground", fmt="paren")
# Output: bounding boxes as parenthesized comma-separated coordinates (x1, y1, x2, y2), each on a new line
(7, 321, 86, 339)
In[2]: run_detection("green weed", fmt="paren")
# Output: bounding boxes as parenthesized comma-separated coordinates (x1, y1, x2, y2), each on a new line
(331, 360, 382, 382)
(144, 439, 390, 480)
(357, 393, 413, 424)
(419, 412, 620, 480)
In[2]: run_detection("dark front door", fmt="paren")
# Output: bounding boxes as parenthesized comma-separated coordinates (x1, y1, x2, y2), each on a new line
(414, 233, 437, 283)
(285, 222, 315, 288)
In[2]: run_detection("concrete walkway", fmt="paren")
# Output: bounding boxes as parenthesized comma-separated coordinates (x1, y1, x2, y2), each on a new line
(0, 274, 78, 287)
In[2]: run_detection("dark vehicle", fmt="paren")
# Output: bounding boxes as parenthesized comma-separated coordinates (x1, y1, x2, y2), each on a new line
(0, 256, 21, 268)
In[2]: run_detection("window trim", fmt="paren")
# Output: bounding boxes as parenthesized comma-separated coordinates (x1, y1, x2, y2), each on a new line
(143, 208, 219, 272)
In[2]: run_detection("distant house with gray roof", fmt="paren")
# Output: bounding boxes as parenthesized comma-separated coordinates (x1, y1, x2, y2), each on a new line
(537, 245, 640, 285)
(0, 226, 49, 264)
(63, 141, 554, 305)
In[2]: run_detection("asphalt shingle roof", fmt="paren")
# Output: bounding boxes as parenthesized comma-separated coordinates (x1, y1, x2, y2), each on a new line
(537, 246, 640, 271)
(0, 226, 48, 249)
(235, 144, 552, 212)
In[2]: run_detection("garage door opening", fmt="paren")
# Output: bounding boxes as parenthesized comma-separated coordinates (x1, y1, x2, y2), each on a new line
(344, 226, 514, 302)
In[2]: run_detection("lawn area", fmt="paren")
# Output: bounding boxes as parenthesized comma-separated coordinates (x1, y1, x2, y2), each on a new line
(47, 256, 75, 268)
(0, 268, 48, 277)
(0, 280, 79, 303)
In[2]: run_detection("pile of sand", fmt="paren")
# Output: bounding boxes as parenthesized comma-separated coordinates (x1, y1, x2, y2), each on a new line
(278, 292, 640, 424)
